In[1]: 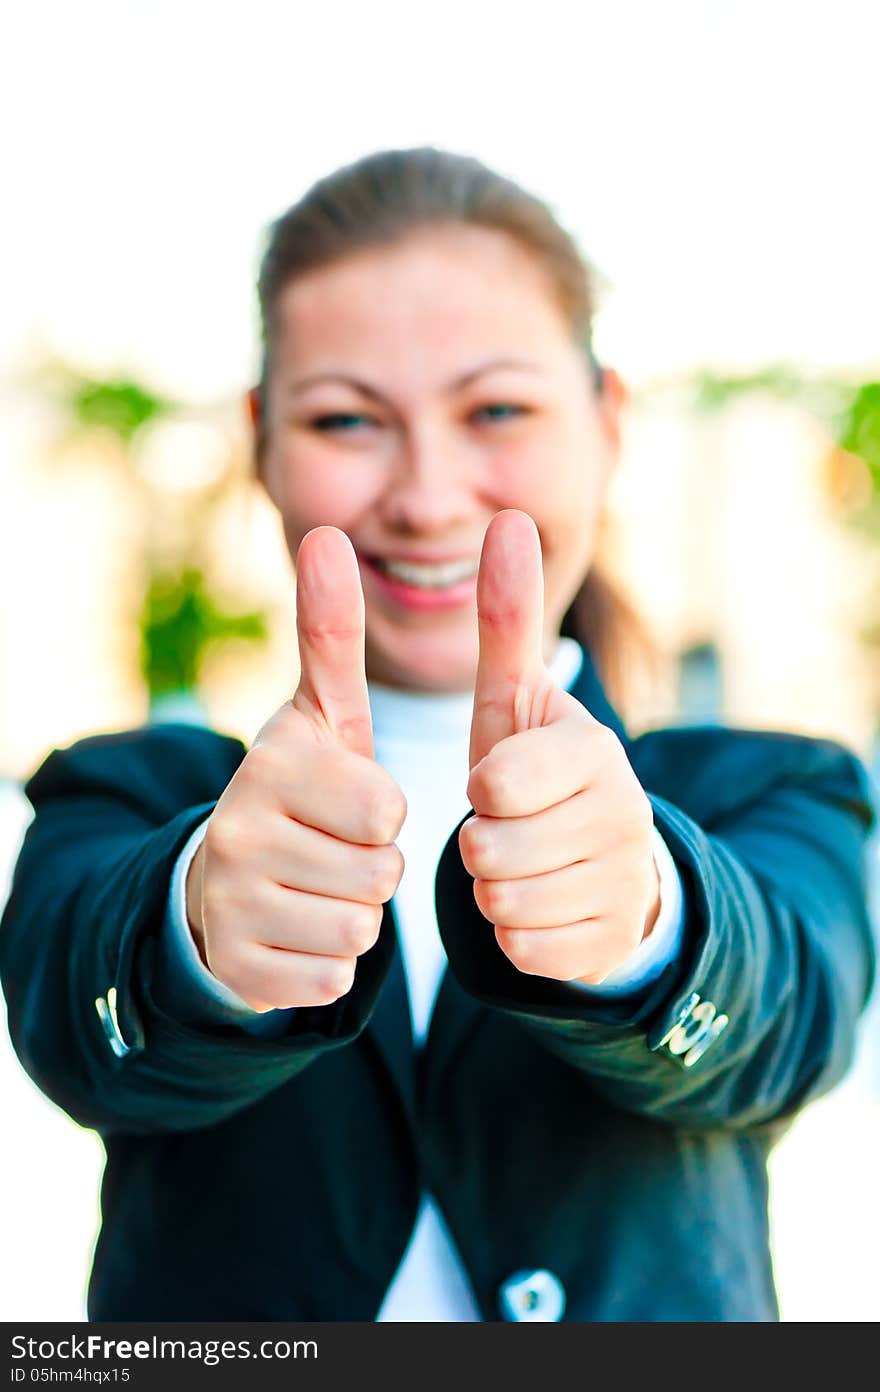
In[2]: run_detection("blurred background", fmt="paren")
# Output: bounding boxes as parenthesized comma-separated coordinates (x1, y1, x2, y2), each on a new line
(1, 0, 878, 1321)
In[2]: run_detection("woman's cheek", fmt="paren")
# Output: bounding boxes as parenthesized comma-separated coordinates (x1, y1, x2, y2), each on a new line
(274, 449, 378, 533)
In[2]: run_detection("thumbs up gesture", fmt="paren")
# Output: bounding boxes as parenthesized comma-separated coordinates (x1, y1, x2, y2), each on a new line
(459, 511, 661, 985)
(185, 527, 407, 1011)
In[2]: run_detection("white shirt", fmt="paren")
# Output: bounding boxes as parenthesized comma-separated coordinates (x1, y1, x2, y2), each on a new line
(158, 636, 684, 1319)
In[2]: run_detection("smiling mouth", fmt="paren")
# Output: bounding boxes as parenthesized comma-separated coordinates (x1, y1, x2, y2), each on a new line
(364, 555, 480, 590)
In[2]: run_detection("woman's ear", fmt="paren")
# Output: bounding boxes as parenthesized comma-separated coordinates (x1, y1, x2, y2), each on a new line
(596, 366, 628, 458)
(245, 387, 266, 487)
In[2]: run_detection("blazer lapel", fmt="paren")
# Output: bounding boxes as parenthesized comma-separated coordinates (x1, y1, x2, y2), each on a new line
(569, 643, 629, 746)
(363, 900, 418, 1133)
(420, 642, 627, 1106)
(364, 643, 625, 1133)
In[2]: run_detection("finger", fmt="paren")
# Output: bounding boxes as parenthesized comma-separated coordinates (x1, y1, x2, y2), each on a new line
(222, 944, 360, 1012)
(473, 857, 618, 930)
(467, 708, 613, 817)
(459, 788, 622, 880)
(494, 918, 642, 984)
(226, 814, 404, 905)
(243, 737, 407, 845)
(294, 526, 374, 758)
(470, 510, 549, 769)
(237, 880, 385, 958)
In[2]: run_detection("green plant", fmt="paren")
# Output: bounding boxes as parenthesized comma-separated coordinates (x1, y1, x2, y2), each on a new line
(69, 375, 171, 445)
(141, 567, 268, 699)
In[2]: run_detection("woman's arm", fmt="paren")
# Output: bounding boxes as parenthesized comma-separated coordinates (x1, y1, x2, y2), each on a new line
(436, 725, 877, 1131)
(0, 723, 396, 1137)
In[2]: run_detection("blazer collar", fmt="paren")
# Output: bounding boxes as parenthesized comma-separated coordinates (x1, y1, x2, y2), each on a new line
(568, 640, 629, 745)
(365, 641, 625, 1134)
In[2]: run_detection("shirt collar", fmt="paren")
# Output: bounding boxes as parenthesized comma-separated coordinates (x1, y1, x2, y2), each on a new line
(367, 636, 626, 745)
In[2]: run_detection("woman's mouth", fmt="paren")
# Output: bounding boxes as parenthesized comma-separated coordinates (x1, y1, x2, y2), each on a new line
(358, 553, 479, 611)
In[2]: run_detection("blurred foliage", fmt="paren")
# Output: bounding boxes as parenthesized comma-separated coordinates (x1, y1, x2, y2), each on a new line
(69, 375, 172, 444)
(693, 369, 880, 676)
(141, 568, 268, 698)
(835, 385, 880, 655)
(692, 366, 880, 505)
(837, 383, 880, 488)
(47, 364, 270, 702)
(691, 365, 809, 410)
(51, 360, 880, 704)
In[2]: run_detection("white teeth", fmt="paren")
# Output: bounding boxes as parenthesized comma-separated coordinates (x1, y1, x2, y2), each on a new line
(378, 557, 479, 588)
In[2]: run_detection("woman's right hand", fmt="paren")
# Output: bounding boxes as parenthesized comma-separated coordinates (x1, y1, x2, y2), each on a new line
(184, 526, 407, 1012)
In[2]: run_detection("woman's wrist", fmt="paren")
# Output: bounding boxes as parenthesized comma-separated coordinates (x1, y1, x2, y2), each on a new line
(642, 853, 662, 941)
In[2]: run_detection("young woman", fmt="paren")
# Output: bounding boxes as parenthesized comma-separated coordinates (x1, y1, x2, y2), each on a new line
(1, 147, 875, 1322)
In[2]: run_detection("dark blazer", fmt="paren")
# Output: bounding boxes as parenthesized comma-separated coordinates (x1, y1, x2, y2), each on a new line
(0, 649, 875, 1322)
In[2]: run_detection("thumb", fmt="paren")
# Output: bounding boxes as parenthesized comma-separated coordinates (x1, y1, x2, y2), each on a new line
(469, 510, 551, 770)
(293, 526, 375, 759)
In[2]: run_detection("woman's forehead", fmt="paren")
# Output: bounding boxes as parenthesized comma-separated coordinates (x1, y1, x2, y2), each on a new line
(273, 228, 572, 374)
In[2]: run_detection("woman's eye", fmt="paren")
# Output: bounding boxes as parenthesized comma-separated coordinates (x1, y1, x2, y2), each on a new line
(307, 405, 529, 433)
(471, 403, 529, 424)
(310, 412, 376, 432)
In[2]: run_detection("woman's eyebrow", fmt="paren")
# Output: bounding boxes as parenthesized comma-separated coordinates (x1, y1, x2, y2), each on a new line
(286, 358, 544, 401)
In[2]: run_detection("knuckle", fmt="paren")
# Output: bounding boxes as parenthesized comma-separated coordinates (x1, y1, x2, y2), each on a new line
(465, 764, 490, 813)
(460, 818, 493, 876)
(215, 822, 263, 877)
(361, 780, 406, 844)
(491, 879, 513, 920)
(391, 792, 408, 838)
(317, 957, 357, 1002)
(392, 841, 406, 880)
(480, 757, 518, 815)
(340, 903, 382, 955)
(204, 814, 242, 866)
(370, 845, 404, 902)
(335, 713, 374, 752)
(238, 741, 285, 795)
(497, 925, 534, 973)
(474, 877, 506, 923)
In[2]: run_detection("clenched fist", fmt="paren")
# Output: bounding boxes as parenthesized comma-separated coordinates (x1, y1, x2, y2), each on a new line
(185, 527, 407, 1011)
(459, 510, 662, 985)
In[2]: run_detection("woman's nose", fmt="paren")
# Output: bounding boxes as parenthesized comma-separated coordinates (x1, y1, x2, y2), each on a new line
(377, 427, 482, 533)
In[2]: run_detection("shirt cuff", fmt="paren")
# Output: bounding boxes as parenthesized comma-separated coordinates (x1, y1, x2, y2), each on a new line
(158, 815, 293, 1036)
(565, 825, 685, 997)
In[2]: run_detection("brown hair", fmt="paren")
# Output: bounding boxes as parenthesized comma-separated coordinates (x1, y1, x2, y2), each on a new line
(254, 146, 658, 718)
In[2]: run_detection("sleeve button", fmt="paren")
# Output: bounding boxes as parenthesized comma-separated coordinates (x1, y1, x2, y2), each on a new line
(95, 986, 131, 1059)
(656, 992, 728, 1065)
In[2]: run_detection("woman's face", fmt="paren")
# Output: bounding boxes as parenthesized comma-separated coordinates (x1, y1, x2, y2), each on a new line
(253, 223, 625, 692)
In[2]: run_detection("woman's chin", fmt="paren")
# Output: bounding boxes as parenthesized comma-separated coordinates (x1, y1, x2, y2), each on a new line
(365, 629, 479, 693)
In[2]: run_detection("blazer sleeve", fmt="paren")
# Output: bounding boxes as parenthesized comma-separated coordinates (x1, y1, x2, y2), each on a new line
(0, 723, 396, 1138)
(434, 725, 878, 1131)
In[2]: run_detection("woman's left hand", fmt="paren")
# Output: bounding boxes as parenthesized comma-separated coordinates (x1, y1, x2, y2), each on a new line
(459, 509, 662, 985)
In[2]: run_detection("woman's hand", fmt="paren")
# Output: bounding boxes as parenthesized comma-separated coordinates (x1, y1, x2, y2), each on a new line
(459, 510, 661, 985)
(185, 526, 407, 1012)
